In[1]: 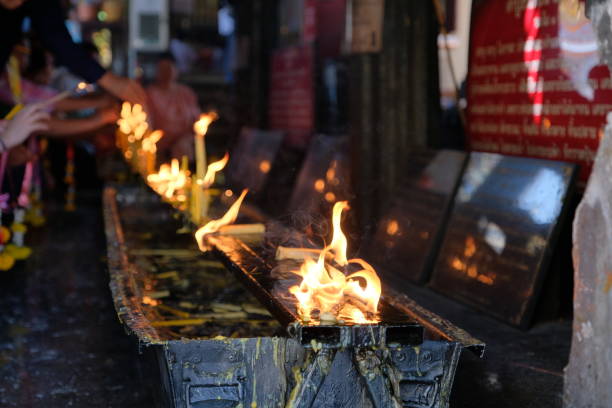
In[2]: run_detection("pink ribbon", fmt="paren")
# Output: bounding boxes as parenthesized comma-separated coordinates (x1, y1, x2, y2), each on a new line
(17, 137, 37, 208)
(17, 161, 32, 207)
(0, 152, 8, 210)
(0, 194, 9, 210)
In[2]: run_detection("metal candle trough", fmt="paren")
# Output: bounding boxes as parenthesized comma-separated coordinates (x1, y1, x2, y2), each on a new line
(104, 184, 484, 408)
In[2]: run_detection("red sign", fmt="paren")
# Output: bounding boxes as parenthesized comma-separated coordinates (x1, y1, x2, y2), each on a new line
(269, 45, 315, 149)
(303, 0, 317, 43)
(316, 0, 346, 58)
(467, 0, 611, 181)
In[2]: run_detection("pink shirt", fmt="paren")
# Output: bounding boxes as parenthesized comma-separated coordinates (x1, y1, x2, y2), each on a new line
(0, 75, 57, 106)
(146, 83, 200, 142)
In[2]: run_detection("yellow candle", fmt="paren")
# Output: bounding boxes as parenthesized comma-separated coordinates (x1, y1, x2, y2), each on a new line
(202, 188, 210, 218)
(146, 150, 155, 176)
(193, 112, 218, 220)
(190, 175, 201, 225)
(194, 133, 206, 182)
(181, 155, 189, 173)
(194, 132, 206, 221)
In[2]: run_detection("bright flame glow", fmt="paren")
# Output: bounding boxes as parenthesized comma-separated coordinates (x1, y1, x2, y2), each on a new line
(288, 202, 382, 324)
(117, 102, 148, 135)
(194, 189, 248, 250)
(259, 160, 271, 174)
(147, 159, 189, 199)
(328, 201, 349, 266)
(142, 130, 164, 153)
(193, 112, 219, 136)
(386, 220, 399, 236)
(203, 153, 229, 187)
(314, 179, 325, 192)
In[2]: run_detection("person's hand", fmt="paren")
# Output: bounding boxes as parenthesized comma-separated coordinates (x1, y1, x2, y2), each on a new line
(85, 92, 117, 110)
(98, 72, 147, 106)
(1, 104, 49, 151)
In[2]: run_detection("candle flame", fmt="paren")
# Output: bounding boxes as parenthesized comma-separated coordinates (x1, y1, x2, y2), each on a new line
(134, 122, 148, 140)
(203, 152, 229, 187)
(193, 112, 219, 136)
(117, 102, 148, 135)
(147, 158, 189, 199)
(329, 201, 349, 266)
(142, 130, 164, 153)
(288, 201, 381, 324)
(195, 189, 248, 251)
(121, 101, 131, 118)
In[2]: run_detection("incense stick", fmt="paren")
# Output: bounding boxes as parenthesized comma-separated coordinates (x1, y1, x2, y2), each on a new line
(218, 223, 266, 235)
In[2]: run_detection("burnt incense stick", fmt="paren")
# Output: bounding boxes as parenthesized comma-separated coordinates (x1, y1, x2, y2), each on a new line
(218, 223, 266, 235)
(151, 319, 207, 327)
(275, 246, 323, 261)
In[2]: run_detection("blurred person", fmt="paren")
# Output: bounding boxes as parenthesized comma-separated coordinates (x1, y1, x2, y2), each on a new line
(0, 41, 113, 114)
(146, 53, 200, 161)
(169, 29, 197, 75)
(0, 0, 146, 105)
(218, 0, 236, 82)
(13, 44, 118, 139)
(24, 41, 116, 188)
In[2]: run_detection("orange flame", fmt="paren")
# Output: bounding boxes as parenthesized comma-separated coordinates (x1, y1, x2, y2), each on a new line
(195, 189, 248, 251)
(202, 152, 229, 187)
(329, 201, 349, 266)
(193, 112, 219, 136)
(288, 202, 382, 324)
(147, 158, 188, 199)
(117, 102, 148, 135)
(142, 130, 164, 153)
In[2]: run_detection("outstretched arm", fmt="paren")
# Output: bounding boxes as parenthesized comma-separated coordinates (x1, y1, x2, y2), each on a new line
(28, 0, 146, 105)
(53, 93, 114, 113)
(42, 107, 118, 138)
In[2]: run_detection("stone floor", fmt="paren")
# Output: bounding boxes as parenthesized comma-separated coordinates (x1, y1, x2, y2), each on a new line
(404, 284, 570, 408)
(0, 188, 570, 407)
(0, 191, 152, 407)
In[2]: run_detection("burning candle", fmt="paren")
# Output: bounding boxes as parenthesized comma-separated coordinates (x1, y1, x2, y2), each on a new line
(141, 130, 163, 175)
(194, 189, 248, 251)
(190, 174, 201, 225)
(193, 112, 218, 181)
(286, 201, 382, 324)
(193, 112, 218, 219)
(200, 152, 230, 217)
(146, 158, 189, 205)
(116, 102, 152, 173)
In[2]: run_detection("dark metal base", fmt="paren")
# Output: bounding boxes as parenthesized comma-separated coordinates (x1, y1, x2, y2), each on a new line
(134, 336, 461, 408)
(103, 185, 480, 408)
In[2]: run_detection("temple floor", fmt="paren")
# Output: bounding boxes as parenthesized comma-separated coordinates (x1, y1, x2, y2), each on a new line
(0, 189, 152, 407)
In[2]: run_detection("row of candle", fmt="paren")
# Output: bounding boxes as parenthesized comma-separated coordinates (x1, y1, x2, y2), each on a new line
(115, 102, 222, 225)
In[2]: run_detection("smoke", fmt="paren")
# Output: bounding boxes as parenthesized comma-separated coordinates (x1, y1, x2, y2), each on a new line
(262, 210, 331, 256)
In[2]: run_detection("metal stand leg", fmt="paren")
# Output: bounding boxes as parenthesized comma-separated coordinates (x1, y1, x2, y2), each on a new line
(286, 348, 335, 408)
